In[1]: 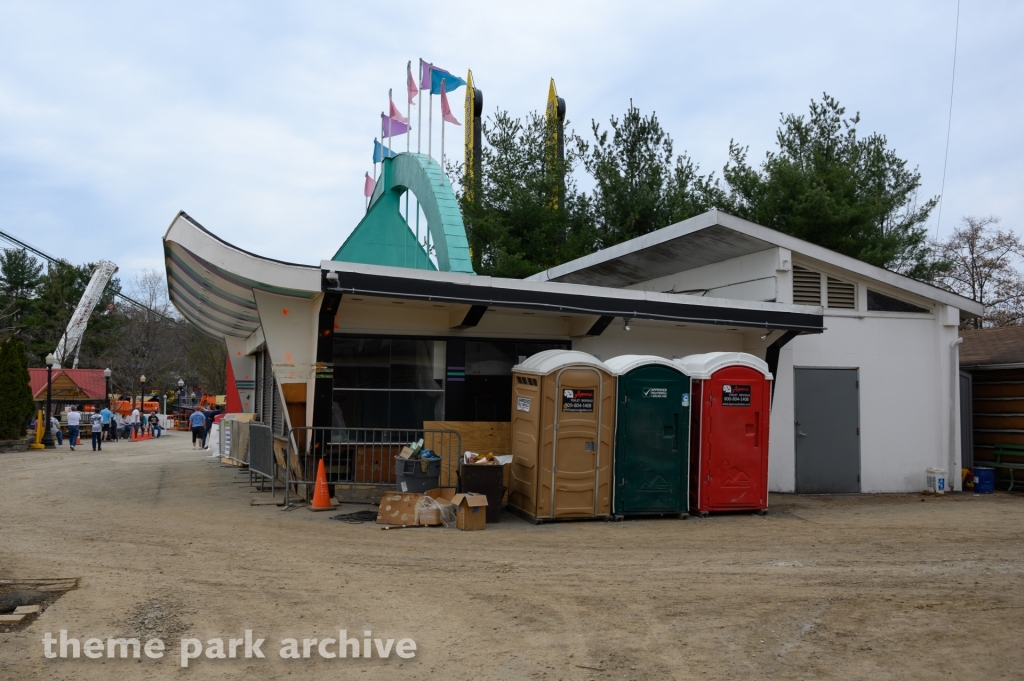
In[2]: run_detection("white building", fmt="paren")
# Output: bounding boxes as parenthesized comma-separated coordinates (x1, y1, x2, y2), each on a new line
(165, 199, 980, 495)
(529, 209, 984, 493)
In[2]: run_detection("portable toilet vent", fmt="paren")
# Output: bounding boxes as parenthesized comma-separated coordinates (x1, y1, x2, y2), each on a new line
(508, 350, 615, 521)
(605, 355, 691, 517)
(675, 352, 773, 514)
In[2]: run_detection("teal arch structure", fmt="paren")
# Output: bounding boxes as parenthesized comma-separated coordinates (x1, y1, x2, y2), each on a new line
(333, 152, 475, 274)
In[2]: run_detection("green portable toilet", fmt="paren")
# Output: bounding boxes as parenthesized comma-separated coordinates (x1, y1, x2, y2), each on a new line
(606, 355, 691, 516)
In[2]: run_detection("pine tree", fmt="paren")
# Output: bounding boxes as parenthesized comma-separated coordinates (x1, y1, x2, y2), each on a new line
(0, 337, 35, 440)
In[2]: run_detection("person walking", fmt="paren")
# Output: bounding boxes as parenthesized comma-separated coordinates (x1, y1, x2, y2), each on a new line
(90, 410, 103, 451)
(66, 406, 80, 451)
(49, 413, 63, 445)
(189, 408, 206, 449)
(148, 412, 163, 438)
(100, 404, 114, 441)
(201, 407, 219, 449)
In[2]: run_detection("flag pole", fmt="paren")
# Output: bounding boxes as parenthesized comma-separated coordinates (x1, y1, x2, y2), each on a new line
(405, 61, 412, 230)
(417, 59, 423, 154)
(441, 78, 446, 174)
(428, 64, 433, 159)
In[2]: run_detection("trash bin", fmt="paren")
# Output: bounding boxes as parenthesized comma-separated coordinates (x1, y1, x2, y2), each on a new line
(508, 350, 616, 521)
(974, 466, 995, 494)
(605, 355, 691, 516)
(675, 352, 772, 514)
(926, 467, 947, 494)
(459, 463, 506, 523)
(394, 456, 441, 493)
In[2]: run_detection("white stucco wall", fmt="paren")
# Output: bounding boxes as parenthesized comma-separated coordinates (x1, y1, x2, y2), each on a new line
(769, 309, 962, 493)
(252, 289, 322, 429)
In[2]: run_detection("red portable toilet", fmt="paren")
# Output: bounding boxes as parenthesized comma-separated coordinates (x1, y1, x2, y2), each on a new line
(675, 352, 772, 515)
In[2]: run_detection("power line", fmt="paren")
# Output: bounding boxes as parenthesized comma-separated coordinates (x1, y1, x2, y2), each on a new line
(0, 229, 176, 322)
(935, 0, 961, 239)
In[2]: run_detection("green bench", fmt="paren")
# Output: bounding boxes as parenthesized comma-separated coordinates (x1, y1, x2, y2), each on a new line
(983, 445, 1024, 491)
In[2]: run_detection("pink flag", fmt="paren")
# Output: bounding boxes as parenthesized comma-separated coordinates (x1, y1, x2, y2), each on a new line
(364, 172, 374, 197)
(440, 79, 460, 126)
(389, 99, 408, 125)
(407, 62, 417, 104)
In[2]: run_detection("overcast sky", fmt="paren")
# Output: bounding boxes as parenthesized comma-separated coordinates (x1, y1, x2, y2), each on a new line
(1, 1, 1021, 283)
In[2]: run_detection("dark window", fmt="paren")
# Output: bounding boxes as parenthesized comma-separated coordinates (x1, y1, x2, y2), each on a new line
(333, 338, 445, 429)
(334, 338, 390, 389)
(866, 290, 930, 313)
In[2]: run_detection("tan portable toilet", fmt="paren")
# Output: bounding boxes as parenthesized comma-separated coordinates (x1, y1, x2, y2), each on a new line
(508, 350, 616, 521)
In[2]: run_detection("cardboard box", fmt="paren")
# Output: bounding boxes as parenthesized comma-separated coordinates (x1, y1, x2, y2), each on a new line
(419, 487, 457, 526)
(376, 492, 423, 525)
(450, 492, 488, 531)
(399, 446, 416, 459)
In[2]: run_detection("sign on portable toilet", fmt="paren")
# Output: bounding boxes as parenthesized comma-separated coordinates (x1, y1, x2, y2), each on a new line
(675, 352, 773, 514)
(508, 350, 616, 521)
(605, 355, 691, 517)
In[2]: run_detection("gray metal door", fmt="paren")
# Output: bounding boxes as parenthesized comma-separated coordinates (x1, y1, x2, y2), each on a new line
(795, 368, 860, 493)
(960, 371, 973, 470)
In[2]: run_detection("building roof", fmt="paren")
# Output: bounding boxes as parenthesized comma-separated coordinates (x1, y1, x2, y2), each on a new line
(528, 209, 985, 317)
(959, 327, 1024, 368)
(28, 368, 107, 400)
(321, 260, 826, 333)
(163, 212, 321, 339)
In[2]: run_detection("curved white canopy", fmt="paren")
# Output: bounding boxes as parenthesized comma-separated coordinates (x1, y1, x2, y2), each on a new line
(674, 352, 773, 380)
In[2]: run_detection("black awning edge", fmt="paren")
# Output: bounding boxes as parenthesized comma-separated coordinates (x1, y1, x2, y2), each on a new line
(323, 270, 824, 333)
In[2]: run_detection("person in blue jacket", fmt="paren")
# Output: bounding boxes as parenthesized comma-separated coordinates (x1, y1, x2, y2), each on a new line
(188, 409, 207, 450)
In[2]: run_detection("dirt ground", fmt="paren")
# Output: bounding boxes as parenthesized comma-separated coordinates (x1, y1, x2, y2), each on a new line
(2, 431, 1023, 680)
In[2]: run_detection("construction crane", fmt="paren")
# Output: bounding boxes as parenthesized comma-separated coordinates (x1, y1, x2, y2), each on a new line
(53, 259, 119, 369)
(0, 228, 166, 318)
(0, 228, 177, 368)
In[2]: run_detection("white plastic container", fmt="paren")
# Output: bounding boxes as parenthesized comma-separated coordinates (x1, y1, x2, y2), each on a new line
(926, 467, 947, 494)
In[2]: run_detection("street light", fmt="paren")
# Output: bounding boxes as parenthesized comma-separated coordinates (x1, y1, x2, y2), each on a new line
(104, 368, 111, 406)
(139, 374, 147, 437)
(42, 353, 55, 449)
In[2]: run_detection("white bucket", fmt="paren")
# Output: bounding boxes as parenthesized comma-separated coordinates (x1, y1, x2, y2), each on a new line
(926, 467, 947, 494)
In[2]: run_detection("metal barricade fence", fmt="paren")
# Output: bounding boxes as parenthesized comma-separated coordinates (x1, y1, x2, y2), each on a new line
(248, 422, 275, 494)
(284, 427, 462, 507)
(220, 418, 251, 465)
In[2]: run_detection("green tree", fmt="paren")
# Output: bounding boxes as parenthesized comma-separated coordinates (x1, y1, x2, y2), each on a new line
(0, 336, 35, 440)
(454, 110, 596, 278)
(722, 94, 939, 278)
(586, 102, 726, 247)
(0, 248, 43, 325)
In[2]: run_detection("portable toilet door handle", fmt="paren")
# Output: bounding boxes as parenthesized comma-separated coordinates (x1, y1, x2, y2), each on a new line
(798, 431, 808, 438)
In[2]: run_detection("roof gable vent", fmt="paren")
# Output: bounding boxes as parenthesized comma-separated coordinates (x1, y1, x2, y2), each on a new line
(792, 265, 822, 306)
(827, 277, 856, 309)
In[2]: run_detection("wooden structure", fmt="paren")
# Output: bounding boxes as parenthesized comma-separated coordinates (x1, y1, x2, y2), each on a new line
(960, 327, 1024, 487)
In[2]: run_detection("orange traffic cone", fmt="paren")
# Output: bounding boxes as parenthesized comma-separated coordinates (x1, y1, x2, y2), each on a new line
(143, 430, 151, 440)
(310, 459, 333, 511)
